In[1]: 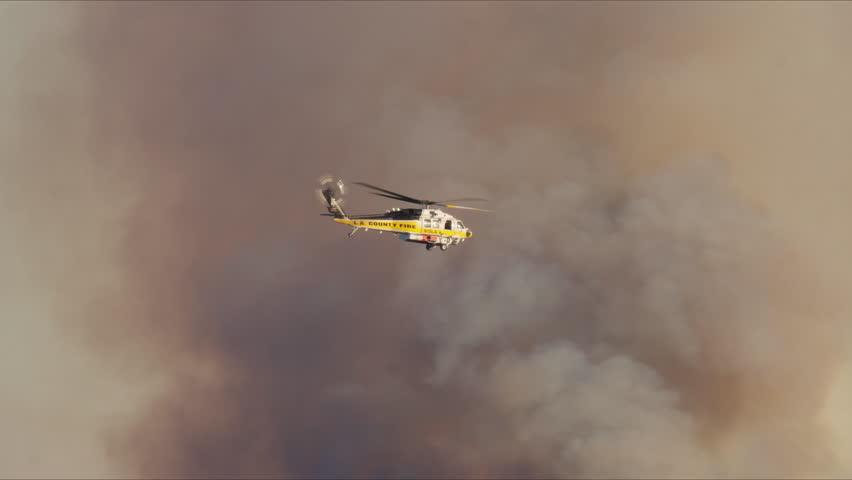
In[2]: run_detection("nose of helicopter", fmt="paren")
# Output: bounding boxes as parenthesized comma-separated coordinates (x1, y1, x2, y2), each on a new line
(466, 228, 472, 238)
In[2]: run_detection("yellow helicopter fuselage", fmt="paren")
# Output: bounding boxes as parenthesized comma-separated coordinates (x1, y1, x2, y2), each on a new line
(333, 208, 472, 251)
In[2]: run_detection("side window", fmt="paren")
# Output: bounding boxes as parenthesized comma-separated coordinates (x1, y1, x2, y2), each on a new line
(444, 220, 452, 230)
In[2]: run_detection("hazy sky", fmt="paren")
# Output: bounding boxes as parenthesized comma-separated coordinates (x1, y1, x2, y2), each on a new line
(2, 2, 851, 478)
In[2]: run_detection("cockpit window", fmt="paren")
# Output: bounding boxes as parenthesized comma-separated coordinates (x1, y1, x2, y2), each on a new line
(457, 221, 465, 229)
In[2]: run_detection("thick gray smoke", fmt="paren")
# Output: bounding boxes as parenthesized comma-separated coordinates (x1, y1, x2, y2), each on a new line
(389, 120, 841, 478)
(4, 2, 852, 478)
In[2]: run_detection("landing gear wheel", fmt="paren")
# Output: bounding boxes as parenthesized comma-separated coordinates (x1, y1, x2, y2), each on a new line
(440, 244, 448, 251)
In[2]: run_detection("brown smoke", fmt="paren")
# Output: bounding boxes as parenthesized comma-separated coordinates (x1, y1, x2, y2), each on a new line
(4, 1, 852, 478)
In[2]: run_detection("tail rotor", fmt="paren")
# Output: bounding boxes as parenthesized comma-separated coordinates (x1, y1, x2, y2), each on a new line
(316, 175, 348, 218)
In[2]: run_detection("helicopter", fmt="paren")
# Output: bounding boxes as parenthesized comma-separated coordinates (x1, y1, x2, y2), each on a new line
(316, 175, 490, 251)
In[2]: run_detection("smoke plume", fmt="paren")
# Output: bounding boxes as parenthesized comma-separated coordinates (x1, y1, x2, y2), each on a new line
(4, 2, 852, 478)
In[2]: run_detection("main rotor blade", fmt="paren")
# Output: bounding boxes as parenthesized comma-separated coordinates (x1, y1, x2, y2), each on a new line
(369, 192, 424, 205)
(441, 204, 492, 212)
(356, 181, 491, 210)
(434, 197, 489, 204)
(354, 182, 426, 205)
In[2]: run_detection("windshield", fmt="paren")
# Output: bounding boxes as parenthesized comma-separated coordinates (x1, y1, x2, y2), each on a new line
(457, 221, 465, 229)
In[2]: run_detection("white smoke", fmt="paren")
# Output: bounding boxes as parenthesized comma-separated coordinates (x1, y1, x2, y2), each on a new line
(385, 105, 847, 477)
